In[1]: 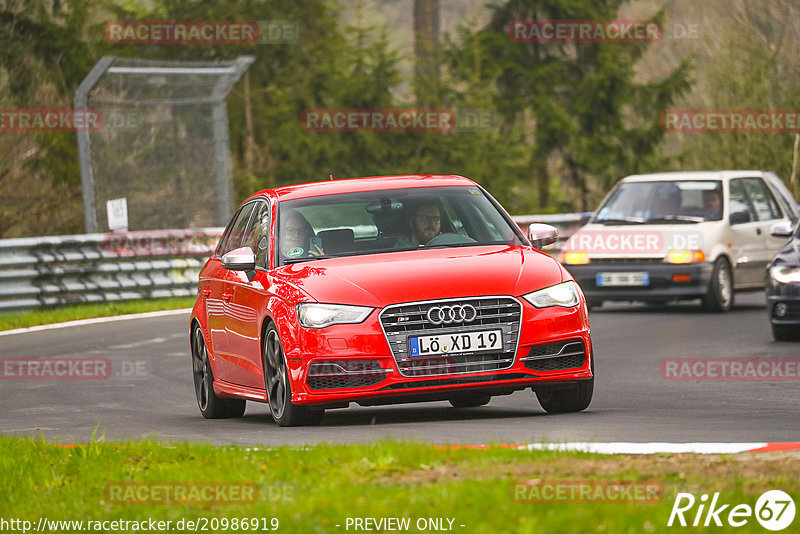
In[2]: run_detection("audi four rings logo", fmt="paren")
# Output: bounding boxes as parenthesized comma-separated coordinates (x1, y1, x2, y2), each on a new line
(426, 304, 478, 325)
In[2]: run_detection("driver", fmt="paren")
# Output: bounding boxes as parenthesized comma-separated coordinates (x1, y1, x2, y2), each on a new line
(395, 200, 442, 247)
(279, 210, 324, 259)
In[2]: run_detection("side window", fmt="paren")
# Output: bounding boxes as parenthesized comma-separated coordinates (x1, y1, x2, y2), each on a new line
(766, 177, 798, 224)
(440, 199, 465, 236)
(729, 179, 756, 223)
(217, 203, 256, 256)
(246, 202, 271, 268)
(743, 178, 781, 221)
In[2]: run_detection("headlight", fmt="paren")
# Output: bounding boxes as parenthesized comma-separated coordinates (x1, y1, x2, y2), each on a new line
(664, 249, 705, 264)
(522, 281, 580, 308)
(771, 265, 800, 284)
(297, 303, 373, 328)
(560, 250, 590, 265)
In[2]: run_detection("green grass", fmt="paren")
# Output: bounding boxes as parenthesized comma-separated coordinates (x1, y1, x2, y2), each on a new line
(0, 297, 196, 331)
(1, 435, 797, 533)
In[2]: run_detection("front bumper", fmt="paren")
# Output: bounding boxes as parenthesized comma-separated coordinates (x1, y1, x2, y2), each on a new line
(766, 280, 800, 326)
(289, 300, 592, 406)
(565, 260, 713, 302)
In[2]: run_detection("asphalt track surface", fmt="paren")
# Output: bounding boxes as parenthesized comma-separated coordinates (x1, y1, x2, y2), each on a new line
(1, 293, 798, 446)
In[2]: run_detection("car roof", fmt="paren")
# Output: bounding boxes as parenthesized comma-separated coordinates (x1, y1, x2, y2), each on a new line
(620, 171, 770, 183)
(247, 175, 478, 202)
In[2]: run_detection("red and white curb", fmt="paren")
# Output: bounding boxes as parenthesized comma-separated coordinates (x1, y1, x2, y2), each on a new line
(439, 442, 800, 454)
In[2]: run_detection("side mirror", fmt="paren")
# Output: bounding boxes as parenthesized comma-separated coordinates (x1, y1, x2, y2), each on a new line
(579, 212, 593, 226)
(221, 247, 256, 271)
(729, 211, 751, 225)
(770, 221, 794, 238)
(527, 223, 558, 251)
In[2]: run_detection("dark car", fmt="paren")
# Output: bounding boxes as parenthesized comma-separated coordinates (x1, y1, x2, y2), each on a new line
(766, 220, 800, 341)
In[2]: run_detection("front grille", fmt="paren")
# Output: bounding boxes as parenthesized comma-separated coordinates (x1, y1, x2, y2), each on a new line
(588, 258, 664, 264)
(307, 360, 388, 390)
(522, 339, 586, 372)
(380, 296, 522, 377)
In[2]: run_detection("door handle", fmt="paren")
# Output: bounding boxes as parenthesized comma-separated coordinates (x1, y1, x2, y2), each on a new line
(223, 292, 233, 302)
(202, 288, 211, 297)
(756, 228, 762, 235)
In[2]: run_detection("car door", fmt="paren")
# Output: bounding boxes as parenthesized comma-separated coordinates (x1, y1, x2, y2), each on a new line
(208, 202, 257, 380)
(226, 200, 273, 388)
(727, 178, 762, 287)
(742, 177, 785, 286)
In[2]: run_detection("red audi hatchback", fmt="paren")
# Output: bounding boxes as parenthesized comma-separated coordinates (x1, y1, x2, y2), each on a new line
(190, 175, 594, 426)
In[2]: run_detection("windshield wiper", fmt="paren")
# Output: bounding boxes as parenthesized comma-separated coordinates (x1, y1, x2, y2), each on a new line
(424, 242, 484, 250)
(595, 217, 647, 225)
(644, 215, 703, 224)
(283, 255, 337, 264)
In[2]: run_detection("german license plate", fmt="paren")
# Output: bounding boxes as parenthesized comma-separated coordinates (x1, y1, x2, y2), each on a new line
(409, 329, 503, 357)
(596, 272, 650, 286)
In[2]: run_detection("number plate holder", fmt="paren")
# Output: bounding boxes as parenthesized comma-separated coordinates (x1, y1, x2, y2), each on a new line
(596, 271, 650, 287)
(409, 329, 503, 357)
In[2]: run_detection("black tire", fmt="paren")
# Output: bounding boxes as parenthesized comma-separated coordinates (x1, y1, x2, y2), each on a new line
(263, 324, 323, 426)
(772, 324, 800, 342)
(191, 325, 246, 419)
(448, 394, 491, 408)
(536, 379, 593, 413)
(702, 257, 734, 312)
(535, 345, 594, 413)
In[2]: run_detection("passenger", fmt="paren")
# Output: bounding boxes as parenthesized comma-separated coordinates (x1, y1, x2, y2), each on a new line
(650, 185, 682, 218)
(701, 189, 723, 221)
(395, 200, 442, 247)
(280, 210, 324, 259)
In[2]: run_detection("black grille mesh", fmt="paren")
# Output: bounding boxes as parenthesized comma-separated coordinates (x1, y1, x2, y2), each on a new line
(524, 339, 586, 372)
(307, 360, 387, 390)
(308, 375, 385, 390)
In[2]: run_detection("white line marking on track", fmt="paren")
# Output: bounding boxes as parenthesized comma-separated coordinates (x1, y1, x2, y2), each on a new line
(523, 442, 769, 454)
(441, 442, 800, 454)
(0, 308, 193, 337)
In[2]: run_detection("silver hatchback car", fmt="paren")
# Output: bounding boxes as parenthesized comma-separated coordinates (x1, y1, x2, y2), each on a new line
(560, 171, 799, 311)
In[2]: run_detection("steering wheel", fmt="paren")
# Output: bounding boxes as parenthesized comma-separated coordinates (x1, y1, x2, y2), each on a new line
(425, 233, 476, 247)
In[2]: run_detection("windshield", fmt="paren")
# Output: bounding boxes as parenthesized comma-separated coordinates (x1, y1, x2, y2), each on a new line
(594, 180, 724, 224)
(276, 186, 524, 265)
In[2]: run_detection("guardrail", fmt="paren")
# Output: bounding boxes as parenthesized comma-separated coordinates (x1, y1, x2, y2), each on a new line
(0, 229, 223, 313)
(0, 215, 590, 313)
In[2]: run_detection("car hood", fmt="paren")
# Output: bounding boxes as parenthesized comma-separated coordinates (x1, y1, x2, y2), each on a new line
(273, 245, 564, 307)
(771, 237, 800, 267)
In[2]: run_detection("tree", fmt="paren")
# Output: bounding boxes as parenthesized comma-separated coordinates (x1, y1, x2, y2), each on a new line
(452, 0, 691, 211)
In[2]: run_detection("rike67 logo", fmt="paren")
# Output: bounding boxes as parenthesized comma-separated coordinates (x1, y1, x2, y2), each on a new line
(668, 490, 795, 531)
